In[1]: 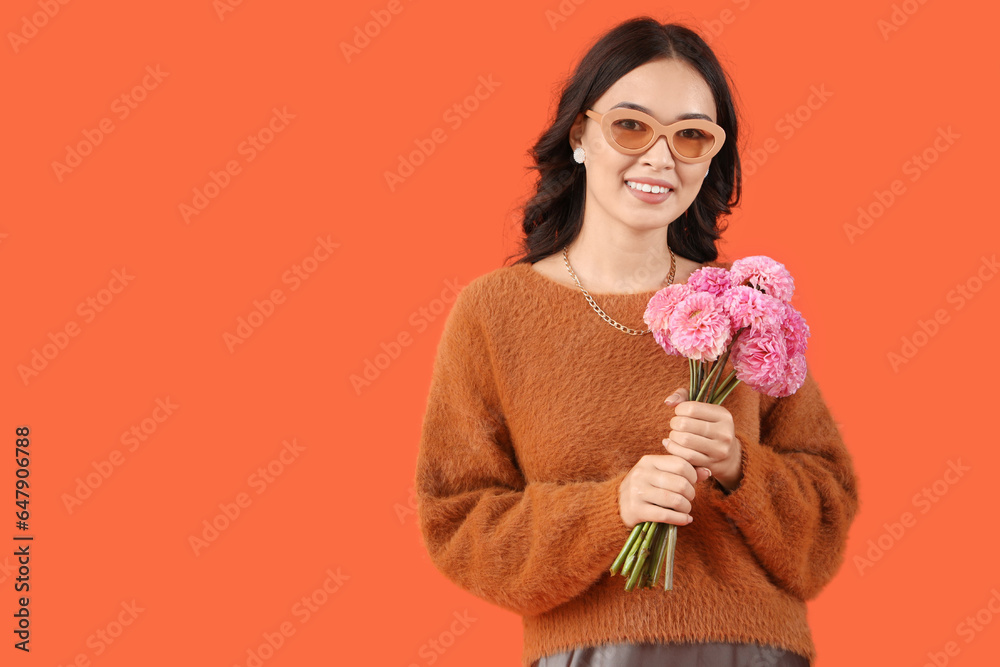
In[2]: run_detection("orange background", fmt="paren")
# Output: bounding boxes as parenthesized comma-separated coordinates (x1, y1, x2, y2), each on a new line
(3, 1, 998, 665)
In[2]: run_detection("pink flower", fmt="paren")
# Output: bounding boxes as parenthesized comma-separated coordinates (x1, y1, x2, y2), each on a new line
(652, 328, 680, 356)
(665, 292, 732, 362)
(778, 302, 810, 358)
(644, 284, 692, 329)
(731, 327, 788, 392)
(643, 253, 811, 401)
(730, 256, 795, 303)
(764, 352, 807, 398)
(644, 284, 693, 355)
(686, 266, 731, 297)
(721, 286, 785, 336)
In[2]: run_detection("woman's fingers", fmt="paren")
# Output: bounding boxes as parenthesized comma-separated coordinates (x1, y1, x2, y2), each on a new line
(663, 436, 712, 468)
(649, 506, 693, 526)
(664, 387, 689, 406)
(621, 454, 710, 527)
(651, 450, 698, 486)
(646, 466, 694, 499)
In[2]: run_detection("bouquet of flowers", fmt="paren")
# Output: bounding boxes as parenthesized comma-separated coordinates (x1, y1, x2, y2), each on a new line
(609, 255, 810, 591)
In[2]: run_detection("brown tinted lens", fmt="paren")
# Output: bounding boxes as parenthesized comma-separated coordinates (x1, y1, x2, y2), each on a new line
(609, 117, 653, 149)
(673, 127, 717, 158)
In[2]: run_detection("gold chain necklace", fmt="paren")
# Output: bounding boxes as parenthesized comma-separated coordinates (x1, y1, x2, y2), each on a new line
(562, 245, 676, 336)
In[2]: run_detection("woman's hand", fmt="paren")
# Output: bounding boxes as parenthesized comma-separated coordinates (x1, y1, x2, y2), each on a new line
(663, 387, 744, 493)
(618, 454, 713, 529)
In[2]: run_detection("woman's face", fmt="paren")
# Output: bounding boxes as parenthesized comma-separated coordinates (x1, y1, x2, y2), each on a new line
(570, 58, 719, 233)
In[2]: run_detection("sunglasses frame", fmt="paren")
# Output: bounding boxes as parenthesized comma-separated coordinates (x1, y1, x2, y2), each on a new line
(584, 107, 726, 163)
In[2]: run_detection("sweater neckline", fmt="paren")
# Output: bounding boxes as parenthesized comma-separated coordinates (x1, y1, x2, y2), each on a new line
(517, 257, 726, 302)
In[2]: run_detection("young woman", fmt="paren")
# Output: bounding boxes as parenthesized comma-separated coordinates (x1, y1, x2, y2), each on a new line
(415, 16, 858, 667)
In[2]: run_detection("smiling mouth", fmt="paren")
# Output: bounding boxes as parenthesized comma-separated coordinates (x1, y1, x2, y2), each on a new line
(625, 180, 673, 194)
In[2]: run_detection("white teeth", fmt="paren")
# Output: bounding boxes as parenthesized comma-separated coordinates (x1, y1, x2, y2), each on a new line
(627, 180, 671, 194)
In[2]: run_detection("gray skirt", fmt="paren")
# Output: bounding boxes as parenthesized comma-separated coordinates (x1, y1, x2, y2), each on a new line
(532, 641, 810, 667)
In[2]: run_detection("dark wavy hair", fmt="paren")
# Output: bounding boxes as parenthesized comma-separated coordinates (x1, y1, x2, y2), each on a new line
(504, 16, 743, 266)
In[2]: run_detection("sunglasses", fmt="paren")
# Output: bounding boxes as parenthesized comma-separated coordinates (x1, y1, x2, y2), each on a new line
(584, 107, 726, 163)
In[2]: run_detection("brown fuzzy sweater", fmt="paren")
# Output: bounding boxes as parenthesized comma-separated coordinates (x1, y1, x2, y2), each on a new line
(415, 259, 859, 667)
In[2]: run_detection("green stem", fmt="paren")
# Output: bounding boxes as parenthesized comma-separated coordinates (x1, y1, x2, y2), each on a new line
(663, 523, 678, 590)
(706, 326, 747, 402)
(610, 523, 645, 575)
(707, 341, 737, 402)
(711, 369, 738, 402)
(625, 519, 659, 591)
(712, 378, 743, 405)
(638, 548, 651, 588)
(621, 521, 652, 576)
(688, 358, 695, 399)
(644, 523, 665, 588)
(695, 357, 726, 403)
(649, 521, 669, 588)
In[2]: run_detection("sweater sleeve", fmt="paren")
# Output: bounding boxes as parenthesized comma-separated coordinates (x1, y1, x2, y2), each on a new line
(706, 363, 860, 601)
(415, 283, 633, 617)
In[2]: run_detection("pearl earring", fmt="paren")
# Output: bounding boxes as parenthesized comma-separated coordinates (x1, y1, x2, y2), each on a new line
(703, 168, 710, 179)
(573, 147, 586, 164)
